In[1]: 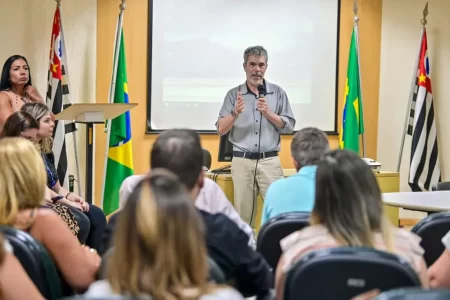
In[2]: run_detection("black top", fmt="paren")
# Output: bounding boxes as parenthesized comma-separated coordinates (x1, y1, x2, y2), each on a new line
(42, 152, 58, 189)
(102, 210, 272, 297)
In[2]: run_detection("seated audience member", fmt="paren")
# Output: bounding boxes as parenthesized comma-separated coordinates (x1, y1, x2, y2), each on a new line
(428, 230, 450, 287)
(261, 127, 329, 225)
(85, 170, 243, 299)
(0, 111, 39, 141)
(0, 234, 44, 300)
(1, 111, 87, 242)
(22, 103, 106, 251)
(275, 150, 428, 300)
(0, 137, 100, 291)
(0, 55, 45, 131)
(103, 129, 272, 298)
(118, 173, 255, 245)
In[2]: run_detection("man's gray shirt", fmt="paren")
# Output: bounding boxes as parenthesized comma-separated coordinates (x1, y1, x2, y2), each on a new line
(216, 80, 296, 153)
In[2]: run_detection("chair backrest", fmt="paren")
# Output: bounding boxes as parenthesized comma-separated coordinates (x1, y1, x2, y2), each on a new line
(99, 247, 225, 284)
(202, 148, 212, 170)
(411, 212, 450, 266)
(284, 247, 421, 300)
(256, 212, 310, 273)
(0, 226, 62, 300)
(431, 181, 450, 191)
(97, 246, 115, 280)
(207, 256, 226, 283)
(375, 287, 450, 300)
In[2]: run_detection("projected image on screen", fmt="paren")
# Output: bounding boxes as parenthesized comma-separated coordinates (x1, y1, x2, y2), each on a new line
(148, 0, 339, 132)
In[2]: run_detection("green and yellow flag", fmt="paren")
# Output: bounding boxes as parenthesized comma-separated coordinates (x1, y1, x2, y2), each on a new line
(103, 29, 133, 215)
(339, 28, 364, 153)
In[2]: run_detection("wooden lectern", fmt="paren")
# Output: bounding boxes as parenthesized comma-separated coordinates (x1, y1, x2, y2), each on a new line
(55, 103, 137, 204)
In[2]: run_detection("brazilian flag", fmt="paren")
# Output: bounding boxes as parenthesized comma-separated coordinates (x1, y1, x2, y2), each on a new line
(103, 29, 134, 215)
(339, 27, 364, 153)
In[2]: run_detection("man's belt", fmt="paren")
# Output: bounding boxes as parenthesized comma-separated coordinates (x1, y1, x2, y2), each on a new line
(233, 151, 278, 160)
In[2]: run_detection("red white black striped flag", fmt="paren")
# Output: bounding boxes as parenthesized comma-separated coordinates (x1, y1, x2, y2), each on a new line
(46, 6, 77, 187)
(407, 29, 441, 191)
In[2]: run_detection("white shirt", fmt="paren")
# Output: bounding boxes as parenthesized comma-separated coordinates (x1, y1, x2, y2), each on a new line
(119, 175, 255, 245)
(442, 230, 450, 250)
(84, 280, 244, 300)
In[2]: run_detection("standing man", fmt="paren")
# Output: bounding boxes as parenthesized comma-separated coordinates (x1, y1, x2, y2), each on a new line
(216, 46, 296, 225)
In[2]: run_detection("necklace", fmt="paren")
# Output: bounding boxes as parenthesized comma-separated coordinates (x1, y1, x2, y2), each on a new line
(14, 93, 30, 105)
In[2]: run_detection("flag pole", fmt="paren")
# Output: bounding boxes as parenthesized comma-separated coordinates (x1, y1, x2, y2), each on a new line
(100, 0, 126, 208)
(353, 0, 365, 157)
(396, 3, 428, 172)
(56, 0, 82, 196)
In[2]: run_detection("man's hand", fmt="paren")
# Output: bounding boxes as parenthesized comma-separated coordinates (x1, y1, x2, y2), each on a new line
(257, 97, 270, 115)
(234, 92, 245, 116)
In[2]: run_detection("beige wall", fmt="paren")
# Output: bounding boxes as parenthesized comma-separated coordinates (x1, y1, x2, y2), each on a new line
(0, 0, 97, 194)
(378, 0, 450, 192)
(95, 0, 382, 205)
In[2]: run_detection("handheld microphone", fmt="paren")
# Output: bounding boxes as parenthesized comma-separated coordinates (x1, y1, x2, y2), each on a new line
(257, 84, 266, 98)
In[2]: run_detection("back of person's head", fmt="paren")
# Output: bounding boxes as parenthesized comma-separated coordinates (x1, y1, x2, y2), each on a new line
(0, 111, 39, 140)
(290, 127, 329, 169)
(312, 149, 393, 249)
(0, 55, 32, 91)
(108, 169, 212, 298)
(0, 138, 46, 224)
(150, 129, 203, 191)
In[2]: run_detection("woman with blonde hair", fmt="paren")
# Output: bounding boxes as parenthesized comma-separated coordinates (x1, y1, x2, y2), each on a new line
(21, 102, 106, 252)
(0, 137, 100, 291)
(275, 150, 428, 300)
(85, 170, 243, 299)
(1, 110, 85, 241)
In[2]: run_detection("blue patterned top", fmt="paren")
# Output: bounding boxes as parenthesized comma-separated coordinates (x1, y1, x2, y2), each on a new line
(42, 152, 58, 189)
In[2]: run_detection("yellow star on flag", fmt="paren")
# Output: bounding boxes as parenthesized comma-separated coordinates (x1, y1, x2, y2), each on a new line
(419, 73, 426, 83)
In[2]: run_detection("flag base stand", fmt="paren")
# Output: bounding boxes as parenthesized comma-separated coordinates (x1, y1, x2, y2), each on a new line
(55, 103, 137, 203)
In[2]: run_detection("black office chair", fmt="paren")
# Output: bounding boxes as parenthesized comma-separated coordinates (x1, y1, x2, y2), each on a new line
(97, 247, 114, 280)
(431, 181, 450, 191)
(0, 226, 62, 300)
(99, 247, 225, 284)
(375, 287, 450, 299)
(207, 256, 226, 283)
(283, 247, 421, 300)
(202, 148, 212, 170)
(256, 212, 310, 273)
(411, 212, 450, 266)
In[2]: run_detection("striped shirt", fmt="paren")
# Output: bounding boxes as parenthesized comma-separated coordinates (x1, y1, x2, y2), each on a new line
(279, 225, 425, 276)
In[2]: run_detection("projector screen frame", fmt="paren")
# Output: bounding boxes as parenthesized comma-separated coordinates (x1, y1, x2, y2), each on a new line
(146, 0, 341, 135)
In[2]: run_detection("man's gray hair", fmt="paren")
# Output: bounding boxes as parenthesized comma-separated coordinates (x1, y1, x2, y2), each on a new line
(291, 127, 330, 167)
(243, 46, 268, 64)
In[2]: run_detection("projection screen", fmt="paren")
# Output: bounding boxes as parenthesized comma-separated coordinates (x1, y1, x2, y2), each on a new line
(147, 0, 340, 133)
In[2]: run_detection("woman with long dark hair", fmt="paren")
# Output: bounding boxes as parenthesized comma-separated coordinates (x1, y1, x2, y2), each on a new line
(0, 111, 39, 141)
(0, 55, 44, 130)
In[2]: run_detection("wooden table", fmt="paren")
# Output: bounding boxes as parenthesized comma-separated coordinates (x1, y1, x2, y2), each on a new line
(207, 169, 401, 231)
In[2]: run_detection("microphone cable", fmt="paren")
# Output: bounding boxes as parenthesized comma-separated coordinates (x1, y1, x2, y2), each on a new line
(249, 84, 266, 227)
